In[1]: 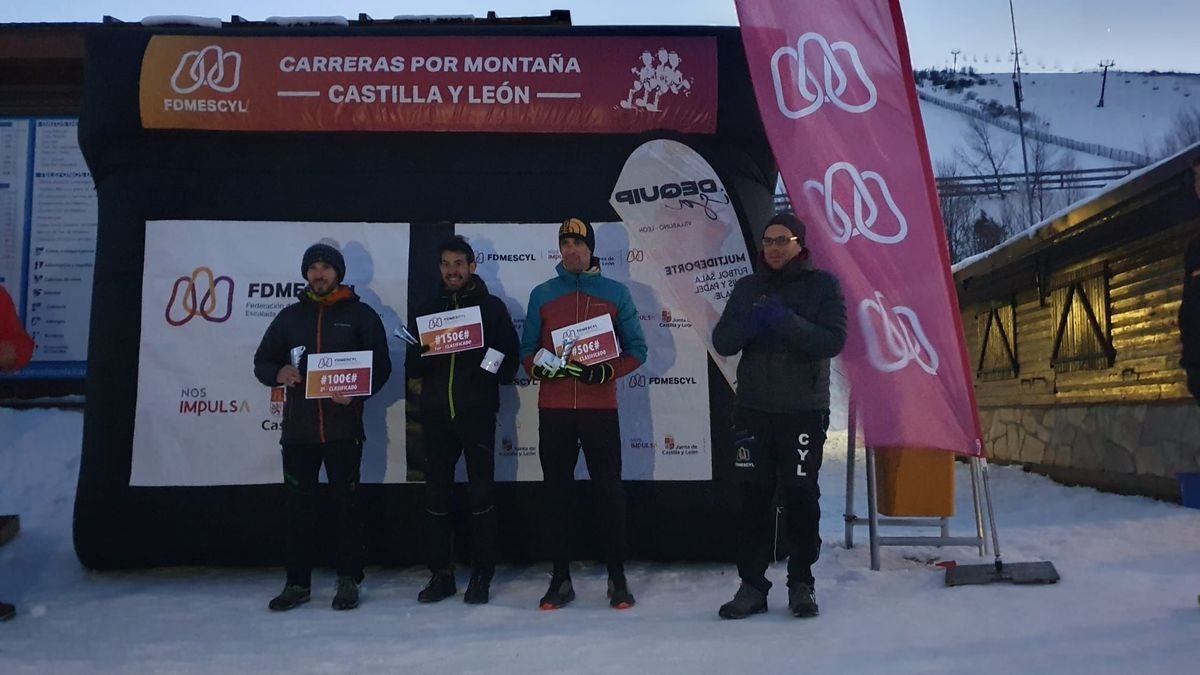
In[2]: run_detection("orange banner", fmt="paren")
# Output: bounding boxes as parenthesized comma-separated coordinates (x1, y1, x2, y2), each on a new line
(139, 35, 717, 133)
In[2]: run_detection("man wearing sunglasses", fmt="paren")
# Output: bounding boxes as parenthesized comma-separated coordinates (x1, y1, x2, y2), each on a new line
(712, 212, 847, 620)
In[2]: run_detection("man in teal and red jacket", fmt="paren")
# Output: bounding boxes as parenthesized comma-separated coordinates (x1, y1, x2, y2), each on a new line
(520, 218, 647, 611)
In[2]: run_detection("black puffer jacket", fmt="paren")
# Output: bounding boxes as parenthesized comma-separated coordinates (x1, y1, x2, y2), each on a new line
(253, 286, 392, 445)
(405, 275, 520, 418)
(712, 255, 847, 413)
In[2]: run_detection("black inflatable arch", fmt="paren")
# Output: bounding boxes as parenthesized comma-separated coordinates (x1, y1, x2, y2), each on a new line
(75, 23, 778, 569)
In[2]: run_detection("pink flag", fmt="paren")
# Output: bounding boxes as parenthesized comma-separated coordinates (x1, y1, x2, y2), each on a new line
(735, 0, 984, 456)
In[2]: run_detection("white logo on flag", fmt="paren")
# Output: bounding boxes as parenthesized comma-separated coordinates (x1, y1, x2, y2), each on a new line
(170, 45, 242, 94)
(803, 162, 907, 245)
(858, 291, 939, 375)
(770, 32, 877, 119)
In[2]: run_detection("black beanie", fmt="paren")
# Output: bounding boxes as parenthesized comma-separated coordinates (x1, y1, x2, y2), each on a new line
(301, 243, 346, 282)
(558, 217, 596, 253)
(765, 212, 806, 245)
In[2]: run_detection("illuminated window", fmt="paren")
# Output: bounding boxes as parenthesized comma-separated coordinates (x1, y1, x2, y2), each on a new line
(1049, 263, 1114, 372)
(976, 298, 1018, 380)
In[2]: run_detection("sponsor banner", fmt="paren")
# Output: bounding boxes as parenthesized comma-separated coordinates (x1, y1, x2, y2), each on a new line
(550, 314, 620, 366)
(456, 221, 711, 481)
(305, 350, 374, 399)
(132, 220, 410, 486)
(139, 36, 717, 134)
(416, 305, 485, 356)
(735, 0, 983, 455)
(609, 138, 749, 388)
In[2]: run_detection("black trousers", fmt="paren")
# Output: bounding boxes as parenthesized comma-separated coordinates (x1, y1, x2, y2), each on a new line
(281, 438, 363, 588)
(731, 407, 828, 591)
(422, 410, 498, 573)
(538, 408, 627, 577)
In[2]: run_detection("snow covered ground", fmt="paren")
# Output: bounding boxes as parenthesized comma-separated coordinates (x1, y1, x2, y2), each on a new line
(921, 72, 1200, 158)
(2, 406, 1199, 673)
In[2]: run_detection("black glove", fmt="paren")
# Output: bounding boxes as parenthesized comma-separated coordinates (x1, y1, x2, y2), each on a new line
(408, 342, 431, 356)
(563, 361, 614, 384)
(531, 364, 569, 380)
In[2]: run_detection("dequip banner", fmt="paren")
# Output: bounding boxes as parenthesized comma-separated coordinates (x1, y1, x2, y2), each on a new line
(139, 36, 717, 134)
(132, 221, 410, 486)
(609, 139, 751, 388)
(735, 0, 984, 455)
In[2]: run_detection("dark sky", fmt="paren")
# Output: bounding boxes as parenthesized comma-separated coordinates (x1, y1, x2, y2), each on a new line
(5, 0, 1197, 73)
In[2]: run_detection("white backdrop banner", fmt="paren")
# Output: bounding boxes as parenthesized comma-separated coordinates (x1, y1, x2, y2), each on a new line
(457, 221, 712, 481)
(609, 138, 751, 388)
(131, 220, 410, 486)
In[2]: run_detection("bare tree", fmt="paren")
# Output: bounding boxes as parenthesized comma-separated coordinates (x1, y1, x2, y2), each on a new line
(1028, 135, 1061, 221)
(1158, 107, 1200, 158)
(936, 158, 976, 262)
(956, 117, 1014, 195)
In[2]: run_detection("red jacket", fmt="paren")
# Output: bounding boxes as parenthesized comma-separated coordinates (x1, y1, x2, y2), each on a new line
(520, 263, 647, 409)
(0, 286, 34, 372)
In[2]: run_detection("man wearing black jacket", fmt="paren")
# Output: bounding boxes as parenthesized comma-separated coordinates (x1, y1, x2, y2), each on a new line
(253, 242, 392, 612)
(712, 212, 847, 620)
(407, 236, 519, 605)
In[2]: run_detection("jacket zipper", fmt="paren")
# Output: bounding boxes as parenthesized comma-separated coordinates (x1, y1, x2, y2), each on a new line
(316, 303, 326, 443)
(448, 294, 459, 420)
(573, 278, 581, 409)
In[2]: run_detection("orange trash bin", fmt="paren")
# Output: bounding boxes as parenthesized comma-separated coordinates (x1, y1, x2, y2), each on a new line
(874, 447, 955, 517)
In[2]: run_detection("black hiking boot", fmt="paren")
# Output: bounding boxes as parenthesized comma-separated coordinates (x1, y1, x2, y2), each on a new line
(607, 576, 636, 609)
(417, 571, 457, 603)
(268, 584, 311, 612)
(538, 575, 575, 610)
(787, 583, 819, 618)
(718, 583, 768, 620)
(332, 576, 360, 611)
(464, 567, 493, 605)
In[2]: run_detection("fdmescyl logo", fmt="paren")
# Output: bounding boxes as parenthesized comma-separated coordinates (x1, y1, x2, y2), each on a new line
(625, 374, 698, 388)
(243, 280, 310, 319)
(165, 45, 250, 114)
(166, 267, 234, 326)
(477, 252, 537, 265)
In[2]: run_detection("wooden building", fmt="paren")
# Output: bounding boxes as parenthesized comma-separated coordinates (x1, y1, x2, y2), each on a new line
(953, 143, 1200, 499)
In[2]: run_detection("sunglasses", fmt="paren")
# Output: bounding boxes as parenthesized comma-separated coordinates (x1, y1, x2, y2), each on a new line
(762, 235, 799, 248)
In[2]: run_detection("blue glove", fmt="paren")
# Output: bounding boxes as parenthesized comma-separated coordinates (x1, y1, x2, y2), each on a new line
(751, 294, 788, 331)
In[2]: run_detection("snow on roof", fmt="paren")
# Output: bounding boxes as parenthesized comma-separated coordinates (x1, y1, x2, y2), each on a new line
(391, 15, 478, 22)
(264, 16, 351, 27)
(141, 16, 223, 28)
(951, 141, 1200, 277)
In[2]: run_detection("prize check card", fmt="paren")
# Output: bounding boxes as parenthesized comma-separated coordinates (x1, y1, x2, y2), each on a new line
(305, 350, 374, 399)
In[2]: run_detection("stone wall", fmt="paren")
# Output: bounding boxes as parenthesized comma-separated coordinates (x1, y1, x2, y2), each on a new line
(980, 403, 1200, 498)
